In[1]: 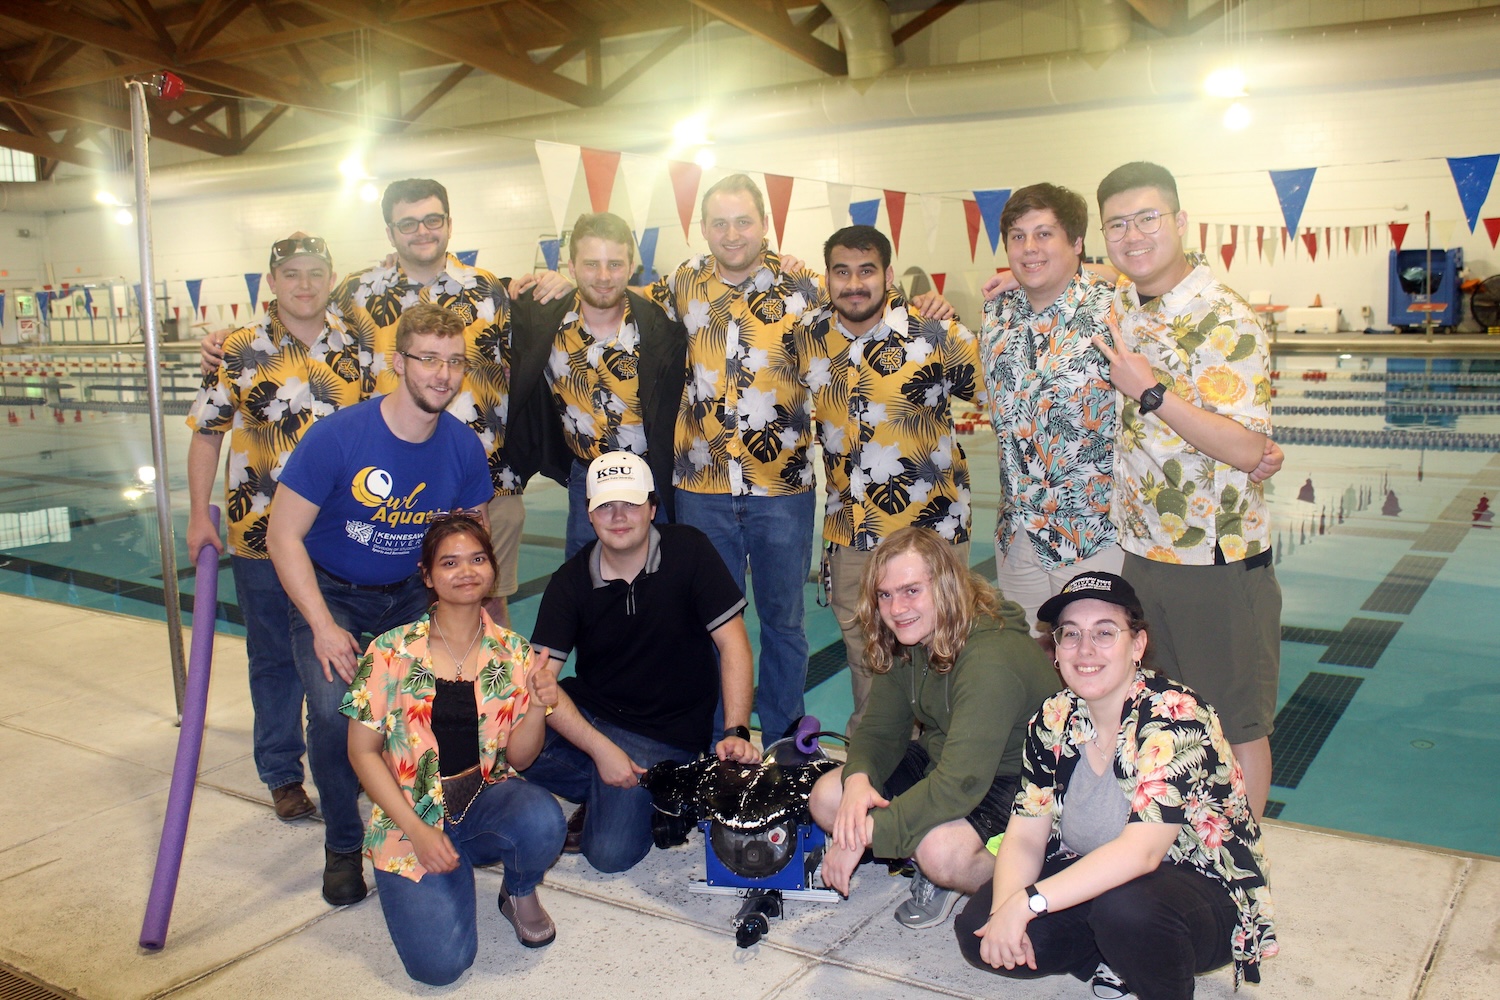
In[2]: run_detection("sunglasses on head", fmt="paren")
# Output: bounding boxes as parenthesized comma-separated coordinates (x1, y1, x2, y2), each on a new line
(269, 236, 329, 266)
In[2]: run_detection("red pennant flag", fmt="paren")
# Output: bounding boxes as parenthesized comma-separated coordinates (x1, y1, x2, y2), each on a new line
(66, 306, 72, 317)
(1199, 222, 1208, 253)
(61, 282, 69, 291)
(1390, 222, 1408, 251)
(1301, 230, 1319, 260)
(1256, 226, 1265, 259)
(173, 306, 180, 320)
(1343, 227, 1350, 252)
(963, 199, 981, 262)
(92, 306, 99, 317)
(1280, 227, 1288, 255)
(579, 148, 620, 213)
(231, 303, 239, 318)
(667, 161, 703, 240)
(200, 305, 208, 320)
(884, 190, 907, 253)
(764, 174, 794, 250)
(262, 301, 270, 312)
(1220, 243, 1236, 270)
(931, 272, 946, 295)
(1483, 217, 1500, 248)
(1229, 224, 1238, 246)
(117, 307, 124, 318)
(1323, 227, 1331, 254)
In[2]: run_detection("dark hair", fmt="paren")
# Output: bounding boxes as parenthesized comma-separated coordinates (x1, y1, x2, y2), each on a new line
(1096, 161, 1180, 214)
(382, 178, 450, 224)
(419, 516, 495, 592)
(700, 173, 766, 222)
(395, 302, 464, 353)
(569, 212, 636, 264)
(1001, 183, 1090, 245)
(823, 225, 892, 271)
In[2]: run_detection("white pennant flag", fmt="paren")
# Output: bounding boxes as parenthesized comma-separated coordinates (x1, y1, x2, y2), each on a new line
(1264, 233, 1277, 266)
(1351, 227, 1364, 255)
(920, 193, 944, 255)
(535, 140, 581, 235)
(826, 182, 852, 231)
(1215, 223, 1225, 248)
(619, 153, 661, 233)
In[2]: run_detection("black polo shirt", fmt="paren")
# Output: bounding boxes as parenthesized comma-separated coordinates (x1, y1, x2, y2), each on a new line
(532, 523, 746, 751)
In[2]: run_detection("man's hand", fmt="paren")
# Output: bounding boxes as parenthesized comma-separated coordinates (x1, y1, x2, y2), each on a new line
(1091, 334, 1158, 402)
(313, 620, 364, 684)
(975, 888, 1038, 971)
(529, 648, 560, 709)
(714, 735, 759, 764)
(199, 328, 229, 375)
(819, 840, 864, 897)
(982, 270, 1018, 301)
(832, 772, 886, 852)
(528, 270, 575, 304)
(593, 741, 647, 788)
(409, 823, 461, 874)
(186, 511, 224, 561)
(910, 291, 956, 321)
(780, 253, 807, 275)
(1248, 438, 1284, 484)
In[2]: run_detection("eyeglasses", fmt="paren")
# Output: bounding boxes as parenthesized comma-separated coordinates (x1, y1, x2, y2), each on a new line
(1051, 624, 1126, 649)
(399, 351, 471, 372)
(391, 213, 449, 235)
(1102, 210, 1166, 242)
(269, 236, 329, 265)
(427, 509, 483, 526)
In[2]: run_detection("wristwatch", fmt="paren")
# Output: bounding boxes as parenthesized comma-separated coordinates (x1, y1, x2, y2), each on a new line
(1138, 383, 1167, 415)
(722, 725, 751, 742)
(1024, 884, 1049, 915)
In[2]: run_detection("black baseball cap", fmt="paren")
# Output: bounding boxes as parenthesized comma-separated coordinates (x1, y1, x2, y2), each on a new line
(1036, 572, 1144, 628)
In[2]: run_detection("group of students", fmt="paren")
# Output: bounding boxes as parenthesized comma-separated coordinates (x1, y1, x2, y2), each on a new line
(187, 159, 1282, 998)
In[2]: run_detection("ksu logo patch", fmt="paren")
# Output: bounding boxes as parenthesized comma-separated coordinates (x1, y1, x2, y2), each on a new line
(345, 520, 375, 546)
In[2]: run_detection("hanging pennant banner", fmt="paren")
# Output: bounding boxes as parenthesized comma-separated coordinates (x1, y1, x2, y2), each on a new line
(580, 147, 620, 213)
(1447, 154, 1499, 232)
(133, 283, 144, 310)
(1301, 230, 1319, 260)
(200, 305, 207, 321)
(1269, 167, 1317, 238)
(849, 198, 880, 228)
(884, 190, 907, 253)
(1389, 222, 1408, 251)
(1343, 227, 1350, 253)
(930, 272, 946, 295)
(1214, 223, 1224, 249)
(1484, 217, 1500, 249)
(1220, 242, 1236, 271)
(0, 291, 6, 322)
(184, 279, 201, 314)
(619, 152, 662, 232)
(244, 272, 261, 311)
(1256, 226, 1265, 261)
(764, 173, 794, 249)
(455, 250, 478, 267)
(535, 140, 582, 235)
(963, 199, 982, 262)
(1264, 233, 1277, 265)
(539, 238, 561, 272)
(920, 193, 943, 254)
(1280, 227, 1288, 256)
(35, 290, 51, 323)
(667, 161, 703, 240)
(231, 302, 240, 319)
(973, 188, 1009, 254)
(826, 182, 851, 230)
(1199, 222, 1209, 253)
(1323, 227, 1332, 255)
(637, 227, 660, 276)
(1352, 228, 1364, 255)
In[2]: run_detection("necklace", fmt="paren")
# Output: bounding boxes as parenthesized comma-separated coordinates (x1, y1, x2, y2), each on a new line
(432, 614, 483, 680)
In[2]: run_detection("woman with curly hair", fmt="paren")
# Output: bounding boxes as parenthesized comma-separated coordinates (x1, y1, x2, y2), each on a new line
(955, 571, 1276, 1000)
(808, 526, 1057, 929)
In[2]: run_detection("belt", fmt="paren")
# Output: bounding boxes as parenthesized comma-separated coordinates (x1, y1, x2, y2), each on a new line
(312, 562, 415, 594)
(1214, 544, 1273, 570)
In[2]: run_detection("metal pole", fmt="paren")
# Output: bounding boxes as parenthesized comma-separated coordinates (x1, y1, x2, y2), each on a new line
(128, 79, 188, 719)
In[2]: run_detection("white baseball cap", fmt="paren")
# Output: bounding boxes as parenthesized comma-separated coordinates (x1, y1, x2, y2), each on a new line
(586, 451, 654, 510)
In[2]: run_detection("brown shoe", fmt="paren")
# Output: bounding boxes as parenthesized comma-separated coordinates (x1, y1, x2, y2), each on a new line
(271, 783, 316, 821)
(563, 803, 585, 854)
(499, 888, 556, 948)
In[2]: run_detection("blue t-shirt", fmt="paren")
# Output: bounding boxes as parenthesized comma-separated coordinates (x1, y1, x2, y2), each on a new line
(278, 397, 493, 585)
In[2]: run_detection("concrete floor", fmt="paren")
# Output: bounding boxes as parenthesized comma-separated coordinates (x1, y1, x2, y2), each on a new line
(1, 592, 1496, 1000)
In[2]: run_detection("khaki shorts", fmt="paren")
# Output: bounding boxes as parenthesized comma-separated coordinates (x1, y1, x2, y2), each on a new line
(1121, 550, 1281, 744)
(996, 538, 1124, 636)
(485, 493, 526, 598)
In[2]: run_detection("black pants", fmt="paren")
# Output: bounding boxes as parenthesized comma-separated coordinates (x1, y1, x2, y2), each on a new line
(954, 855, 1237, 1000)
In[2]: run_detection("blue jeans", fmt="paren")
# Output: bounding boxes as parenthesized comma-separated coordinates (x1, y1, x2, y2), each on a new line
(231, 556, 306, 790)
(675, 489, 814, 741)
(288, 568, 428, 854)
(373, 777, 565, 985)
(566, 457, 666, 559)
(519, 707, 696, 873)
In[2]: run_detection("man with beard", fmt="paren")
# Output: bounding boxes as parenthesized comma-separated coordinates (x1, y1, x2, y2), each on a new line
(266, 303, 494, 907)
(794, 225, 985, 738)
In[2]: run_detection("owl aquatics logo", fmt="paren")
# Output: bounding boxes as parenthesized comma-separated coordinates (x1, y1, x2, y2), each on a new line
(350, 467, 431, 524)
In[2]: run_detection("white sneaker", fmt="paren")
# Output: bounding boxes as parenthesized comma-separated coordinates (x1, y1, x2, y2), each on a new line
(892, 867, 960, 929)
(1091, 962, 1129, 999)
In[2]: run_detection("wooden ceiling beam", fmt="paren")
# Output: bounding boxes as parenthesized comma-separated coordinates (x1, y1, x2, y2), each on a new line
(686, 0, 846, 76)
(600, 23, 691, 102)
(0, 123, 110, 169)
(25, 40, 87, 87)
(189, 16, 355, 62)
(9, 90, 244, 156)
(254, 0, 324, 91)
(389, 63, 471, 131)
(800, 5, 833, 34)
(1122, 0, 1181, 33)
(386, 0, 513, 23)
(129, 0, 179, 52)
(180, 0, 256, 55)
(236, 101, 287, 150)
(538, 39, 585, 72)
(893, 0, 966, 45)
(20, 60, 159, 97)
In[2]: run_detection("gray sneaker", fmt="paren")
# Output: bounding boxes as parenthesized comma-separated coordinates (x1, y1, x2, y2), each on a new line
(893, 867, 960, 929)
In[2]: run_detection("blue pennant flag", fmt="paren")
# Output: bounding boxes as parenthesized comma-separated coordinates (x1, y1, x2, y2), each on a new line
(0, 291, 6, 322)
(82, 287, 93, 316)
(637, 227, 660, 276)
(244, 272, 261, 310)
(184, 279, 202, 313)
(1447, 154, 1499, 232)
(849, 198, 881, 228)
(35, 290, 51, 323)
(1269, 168, 1317, 238)
(455, 250, 479, 267)
(133, 283, 143, 311)
(539, 239, 561, 272)
(973, 189, 1011, 253)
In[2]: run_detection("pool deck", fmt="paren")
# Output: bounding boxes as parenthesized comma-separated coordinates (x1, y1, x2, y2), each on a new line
(1, 593, 1496, 1000)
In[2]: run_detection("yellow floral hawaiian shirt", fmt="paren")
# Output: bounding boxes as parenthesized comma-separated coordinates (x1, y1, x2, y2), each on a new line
(335, 254, 520, 493)
(982, 271, 1118, 568)
(1111, 261, 1273, 565)
(797, 293, 984, 549)
(186, 301, 373, 558)
(340, 609, 534, 882)
(545, 292, 647, 461)
(647, 250, 821, 496)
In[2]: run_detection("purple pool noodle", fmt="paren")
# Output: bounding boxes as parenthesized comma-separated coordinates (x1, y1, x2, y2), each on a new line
(140, 506, 221, 951)
(794, 715, 821, 754)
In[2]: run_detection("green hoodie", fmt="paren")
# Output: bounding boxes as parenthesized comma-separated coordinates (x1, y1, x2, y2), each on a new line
(842, 602, 1058, 859)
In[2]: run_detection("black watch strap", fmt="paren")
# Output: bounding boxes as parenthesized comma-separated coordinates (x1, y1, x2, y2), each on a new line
(722, 725, 751, 741)
(1138, 383, 1167, 414)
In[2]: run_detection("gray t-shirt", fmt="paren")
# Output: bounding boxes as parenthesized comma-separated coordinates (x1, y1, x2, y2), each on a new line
(1059, 752, 1132, 855)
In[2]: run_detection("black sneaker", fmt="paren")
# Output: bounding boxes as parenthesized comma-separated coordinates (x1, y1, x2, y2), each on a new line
(564, 803, 586, 854)
(322, 848, 367, 906)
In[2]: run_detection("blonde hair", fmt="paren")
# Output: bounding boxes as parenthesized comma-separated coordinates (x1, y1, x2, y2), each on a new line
(856, 527, 1001, 675)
